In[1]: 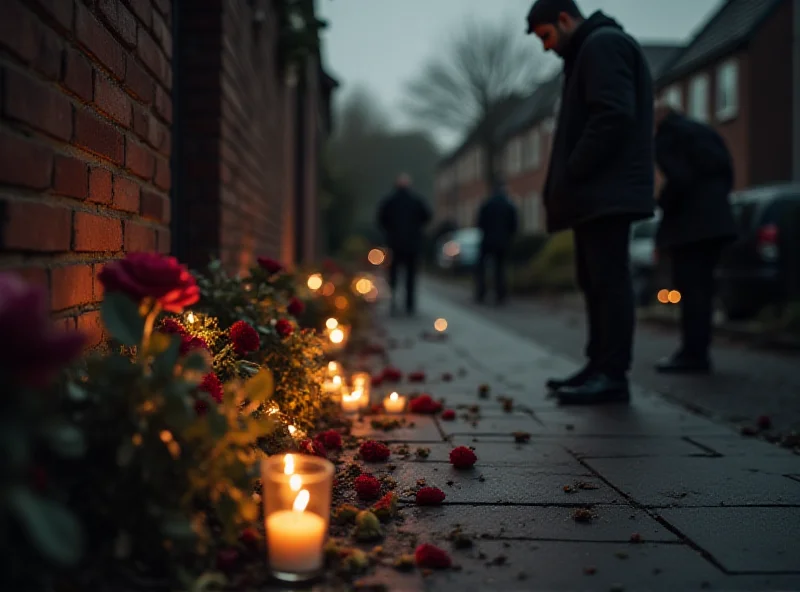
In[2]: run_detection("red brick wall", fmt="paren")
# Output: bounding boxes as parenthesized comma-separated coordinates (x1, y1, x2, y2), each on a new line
(0, 0, 172, 346)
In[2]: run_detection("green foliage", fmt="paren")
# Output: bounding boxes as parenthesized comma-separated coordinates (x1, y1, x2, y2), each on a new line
(508, 233, 549, 264)
(511, 231, 576, 293)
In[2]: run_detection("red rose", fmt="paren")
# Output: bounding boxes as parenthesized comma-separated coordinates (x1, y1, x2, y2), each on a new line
(300, 438, 327, 458)
(315, 429, 342, 450)
(257, 257, 283, 274)
(159, 317, 187, 336)
(441, 372, 453, 382)
(450, 446, 477, 469)
(229, 320, 260, 355)
(382, 366, 402, 383)
(371, 373, 384, 387)
(415, 543, 451, 569)
(354, 474, 382, 500)
(359, 441, 391, 462)
(276, 318, 294, 337)
(757, 415, 772, 430)
(98, 252, 199, 313)
(441, 409, 456, 421)
(416, 487, 446, 506)
(180, 334, 209, 356)
(239, 527, 260, 547)
(199, 372, 224, 403)
(0, 273, 86, 386)
(409, 371, 426, 383)
(409, 394, 443, 414)
(288, 297, 305, 316)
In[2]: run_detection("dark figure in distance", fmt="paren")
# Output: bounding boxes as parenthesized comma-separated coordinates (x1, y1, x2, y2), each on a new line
(653, 104, 737, 373)
(527, 0, 655, 404)
(475, 180, 519, 305)
(377, 173, 432, 316)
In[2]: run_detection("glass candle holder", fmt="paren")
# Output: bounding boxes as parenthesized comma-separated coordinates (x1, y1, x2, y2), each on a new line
(350, 371, 371, 405)
(262, 454, 334, 583)
(340, 387, 363, 413)
(326, 360, 342, 378)
(322, 374, 343, 400)
(383, 391, 406, 413)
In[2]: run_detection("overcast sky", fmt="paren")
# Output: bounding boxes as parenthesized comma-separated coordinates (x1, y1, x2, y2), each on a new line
(316, 0, 724, 146)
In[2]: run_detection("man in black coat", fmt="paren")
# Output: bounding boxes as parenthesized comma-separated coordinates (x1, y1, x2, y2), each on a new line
(377, 173, 432, 316)
(653, 104, 737, 373)
(527, 0, 655, 404)
(475, 180, 519, 305)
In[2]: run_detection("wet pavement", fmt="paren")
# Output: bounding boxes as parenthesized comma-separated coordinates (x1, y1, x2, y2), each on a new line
(347, 285, 800, 591)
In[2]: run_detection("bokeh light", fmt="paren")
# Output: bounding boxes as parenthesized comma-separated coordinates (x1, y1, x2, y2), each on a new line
(368, 248, 386, 266)
(355, 277, 374, 295)
(322, 282, 335, 296)
(307, 274, 323, 291)
(668, 290, 682, 304)
(330, 328, 344, 344)
(326, 318, 339, 330)
(657, 289, 669, 304)
(434, 318, 448, 332)
(335, 296, 349, 310)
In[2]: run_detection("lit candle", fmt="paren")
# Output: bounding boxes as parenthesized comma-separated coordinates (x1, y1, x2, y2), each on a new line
(323, 374, 342, 394)
(351, 371, 371, 403)
(266, 489, 326, 574)
(327, 360, 342, 377)
(383, 391, 406, 413)
(341, 389, 363, 413)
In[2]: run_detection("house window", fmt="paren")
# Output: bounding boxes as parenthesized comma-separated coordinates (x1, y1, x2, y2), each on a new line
(506, 138, 522, 175)
(523, 129, 541, 170)
(688, 74, 709, 122)
(716, 59, 739, 121)
(661, 85, 682, 110)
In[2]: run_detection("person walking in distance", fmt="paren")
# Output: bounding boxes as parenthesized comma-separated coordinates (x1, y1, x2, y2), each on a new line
(377, 173, 432, 316)
(653, 103, 737, 373)
(475, 179, 519, 305)
(526, 0, 655, 404)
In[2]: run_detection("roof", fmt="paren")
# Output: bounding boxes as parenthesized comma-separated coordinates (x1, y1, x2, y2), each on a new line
(657, 0, 783, 85)
(493, 73, 562, 142)
(640, 43, 683, 79)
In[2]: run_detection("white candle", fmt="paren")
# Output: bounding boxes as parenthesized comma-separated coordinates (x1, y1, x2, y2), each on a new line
(341, 389, 363, 413)
(266, 490, 326, 574)
(383, 392, 406, 413)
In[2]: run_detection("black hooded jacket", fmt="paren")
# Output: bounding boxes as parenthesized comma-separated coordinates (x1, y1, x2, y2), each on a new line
(377, 187, 432, 255)
(477, 191, 518, 251)
(543, 11, 655, 232)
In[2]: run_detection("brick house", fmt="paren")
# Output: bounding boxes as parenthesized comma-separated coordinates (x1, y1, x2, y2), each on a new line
(0, 0, 335, 345)
(434, 43, 682, 235)
(655, 0, 795, 190)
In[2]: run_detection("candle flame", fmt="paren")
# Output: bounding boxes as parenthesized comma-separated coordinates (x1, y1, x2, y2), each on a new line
(289, 474, 302, 492)
(283, 454, 294, 475)
(288, 425, 297, 435)
(326, 318, 339, 330)
(293, 489, 310, 512)
(328, 361, 337, 372)
(186, 312, 196, 325)
(390, 392, 398, 401)
(333, 375, 342, 386)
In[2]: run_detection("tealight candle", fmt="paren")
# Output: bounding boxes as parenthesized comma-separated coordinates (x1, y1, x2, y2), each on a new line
(323, 374, 342, 395)
(341, 389, 363, 413)
(350, 371, 371, 404)
(383, 391, 406, 413)
(262, 454, 334, 583)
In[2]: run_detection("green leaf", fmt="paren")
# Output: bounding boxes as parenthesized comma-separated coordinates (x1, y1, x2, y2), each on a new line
(8, 486, 84, 566)
(183, 351, 209, 373)
(101, 292, 145, 346)
(41, 420, 85, 458)
(152, 335, 181, 380)
(242, 369, 274, 404)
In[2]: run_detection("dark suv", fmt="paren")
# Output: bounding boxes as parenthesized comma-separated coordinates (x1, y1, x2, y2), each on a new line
(717, 184, 800, 320)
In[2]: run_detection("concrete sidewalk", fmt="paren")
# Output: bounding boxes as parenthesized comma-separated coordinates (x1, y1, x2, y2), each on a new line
(352, 287, 800, 591)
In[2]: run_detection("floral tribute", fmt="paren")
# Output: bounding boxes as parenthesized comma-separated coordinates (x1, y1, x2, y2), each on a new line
(409, 393, 443, 414)
(450, 446, 478, 469)
(359, 440, 391, 462)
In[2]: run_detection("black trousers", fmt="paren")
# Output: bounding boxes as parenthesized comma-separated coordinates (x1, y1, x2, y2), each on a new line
(574, 217, 635, 378)
(475, 247, 508, 303)
(388, 251, 418, 312)
(669, 240, 724, 359)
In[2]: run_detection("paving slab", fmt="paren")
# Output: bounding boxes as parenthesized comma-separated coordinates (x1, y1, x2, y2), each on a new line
(560, 436, 717, 458)
(448, 436, 578, 466)
(399, 504, 678, 543)
(437, 413, 542, 436)
(656, 507, 800, 573)
(584, 456, 800, 507)
(350, 414, 444, 442)
(687, 434, 799, 458)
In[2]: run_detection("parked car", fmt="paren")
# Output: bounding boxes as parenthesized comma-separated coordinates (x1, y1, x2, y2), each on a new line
(629, 215, 660, 306)
(717, 183, 800, 320)
(435, 228, 482, 272)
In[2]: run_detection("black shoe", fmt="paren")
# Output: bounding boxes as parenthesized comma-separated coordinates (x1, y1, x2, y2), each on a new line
(555, 374, 630, 405)
(546, 365, 593, 391)
(655, 354, 711, 374)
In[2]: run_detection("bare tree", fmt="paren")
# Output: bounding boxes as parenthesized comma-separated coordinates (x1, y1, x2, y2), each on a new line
(403, 18, 546, 184)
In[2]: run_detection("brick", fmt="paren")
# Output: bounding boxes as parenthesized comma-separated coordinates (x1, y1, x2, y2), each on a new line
(140, 189, 167, 222)
(51, 265, 94, 311)
(76, 310, 103, 348)
(94, 74, 131, 127)
(125, 137, 155, 179)
(153, 157, 170, 190)
(54, 156, 89, 199)
(136, 27, 167, 84)
(1, 200, 71, 251)
(154, 84, 172, 123)
(112, 175, 140, 212)
(124, 219, 155, 251)
(4, 69, 72, 141)
(157, 227, 170, 253)
(0, 132, 53, 189)
(88, 167, 113, 204)
(30, 0, 74, 31)
(62, 48, 94, 102)
(75, 2, 126, 80)
(58, 316, 77, 332)
(152, 11, 172, 58)
(92, 263, 105, 300)
(32, 25, 62, 81)
(125, 0, 152, 27)
(0, 0, 39, 62)
(98, 0, 137, 48)
(124, 56, 154, 103)
(73, 108, 125, 164)
(73, 211, 122, 252)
